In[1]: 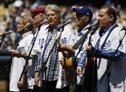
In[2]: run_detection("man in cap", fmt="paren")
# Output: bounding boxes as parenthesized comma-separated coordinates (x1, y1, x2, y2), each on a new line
(59, 6, 94, 92)
(31, 6, 46, 29)
(73, 6, 98, 92)
(31, 6, 47, 92)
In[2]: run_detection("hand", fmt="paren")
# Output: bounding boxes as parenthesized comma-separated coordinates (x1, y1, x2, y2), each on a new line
(76, 66, 83, 75)
(34, 72, 40, 86)
(10, 49, 20, 55)
(85, 44, 92, 52)
(10, 49, 27, 58)
(31, 46, 41, 56)
(57, 44, 62, 51)
(17, 81, 24, 89)
(17, 75, 25, 89)
(59, 45, 74, 55)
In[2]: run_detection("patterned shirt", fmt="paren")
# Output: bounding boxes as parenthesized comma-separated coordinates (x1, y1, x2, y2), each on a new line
(35, 25, 59, 81)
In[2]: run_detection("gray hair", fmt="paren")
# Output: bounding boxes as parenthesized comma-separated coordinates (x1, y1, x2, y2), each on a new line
(45, 4, 61, 18)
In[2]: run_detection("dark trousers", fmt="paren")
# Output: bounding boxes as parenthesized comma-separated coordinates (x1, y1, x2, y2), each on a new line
(83, 59, 97, 92)
(19, 85, 42, 92)
(75, 85, 83, 92)
(56, 85, 70, 92)
(33, 85, 41, 92)
(19, 89, 33, 92)
(41, 80, 57, 92)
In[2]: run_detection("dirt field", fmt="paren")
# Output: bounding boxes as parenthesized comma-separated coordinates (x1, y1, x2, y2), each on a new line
(0, 81, 7, 92)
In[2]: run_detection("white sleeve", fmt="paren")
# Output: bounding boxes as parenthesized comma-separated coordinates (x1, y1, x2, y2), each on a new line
(111, 27, 126, 53)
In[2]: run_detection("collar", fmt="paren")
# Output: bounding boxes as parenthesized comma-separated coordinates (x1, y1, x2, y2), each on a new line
(99, 22, 117, 37)
(22, 31, 32, 38)
(78, 23, 90, 35)
(46, 25, 59, 33)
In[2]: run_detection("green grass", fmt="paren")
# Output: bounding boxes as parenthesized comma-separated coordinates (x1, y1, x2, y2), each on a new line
(0, 89, 6, 92)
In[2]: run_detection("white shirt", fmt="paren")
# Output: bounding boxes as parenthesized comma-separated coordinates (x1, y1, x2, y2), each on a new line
(90, 24, 126, 92)
(9, 31, 34, 91)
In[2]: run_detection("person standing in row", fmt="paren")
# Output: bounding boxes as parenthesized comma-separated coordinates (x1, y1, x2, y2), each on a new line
(59, 6, 94, 92)
(34, 4, 61, 92)
(25, 6, 46, 92)
(31, 6, 47, 92)
(9, 6, 46, 92)
(9, 15, 33, 92)
(85, 6, 126, 92)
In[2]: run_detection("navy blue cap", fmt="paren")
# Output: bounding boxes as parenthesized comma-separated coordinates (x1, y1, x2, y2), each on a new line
(72, 6, 93, 20)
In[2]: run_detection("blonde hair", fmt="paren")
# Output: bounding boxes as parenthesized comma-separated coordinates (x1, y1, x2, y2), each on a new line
(18, 15, 33, 33)
(20, 15, 33, 26)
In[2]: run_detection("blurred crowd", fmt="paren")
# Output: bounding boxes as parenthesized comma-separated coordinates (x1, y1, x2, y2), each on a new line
(0, 0, 126, 50)
(0, 1, 126, 92)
